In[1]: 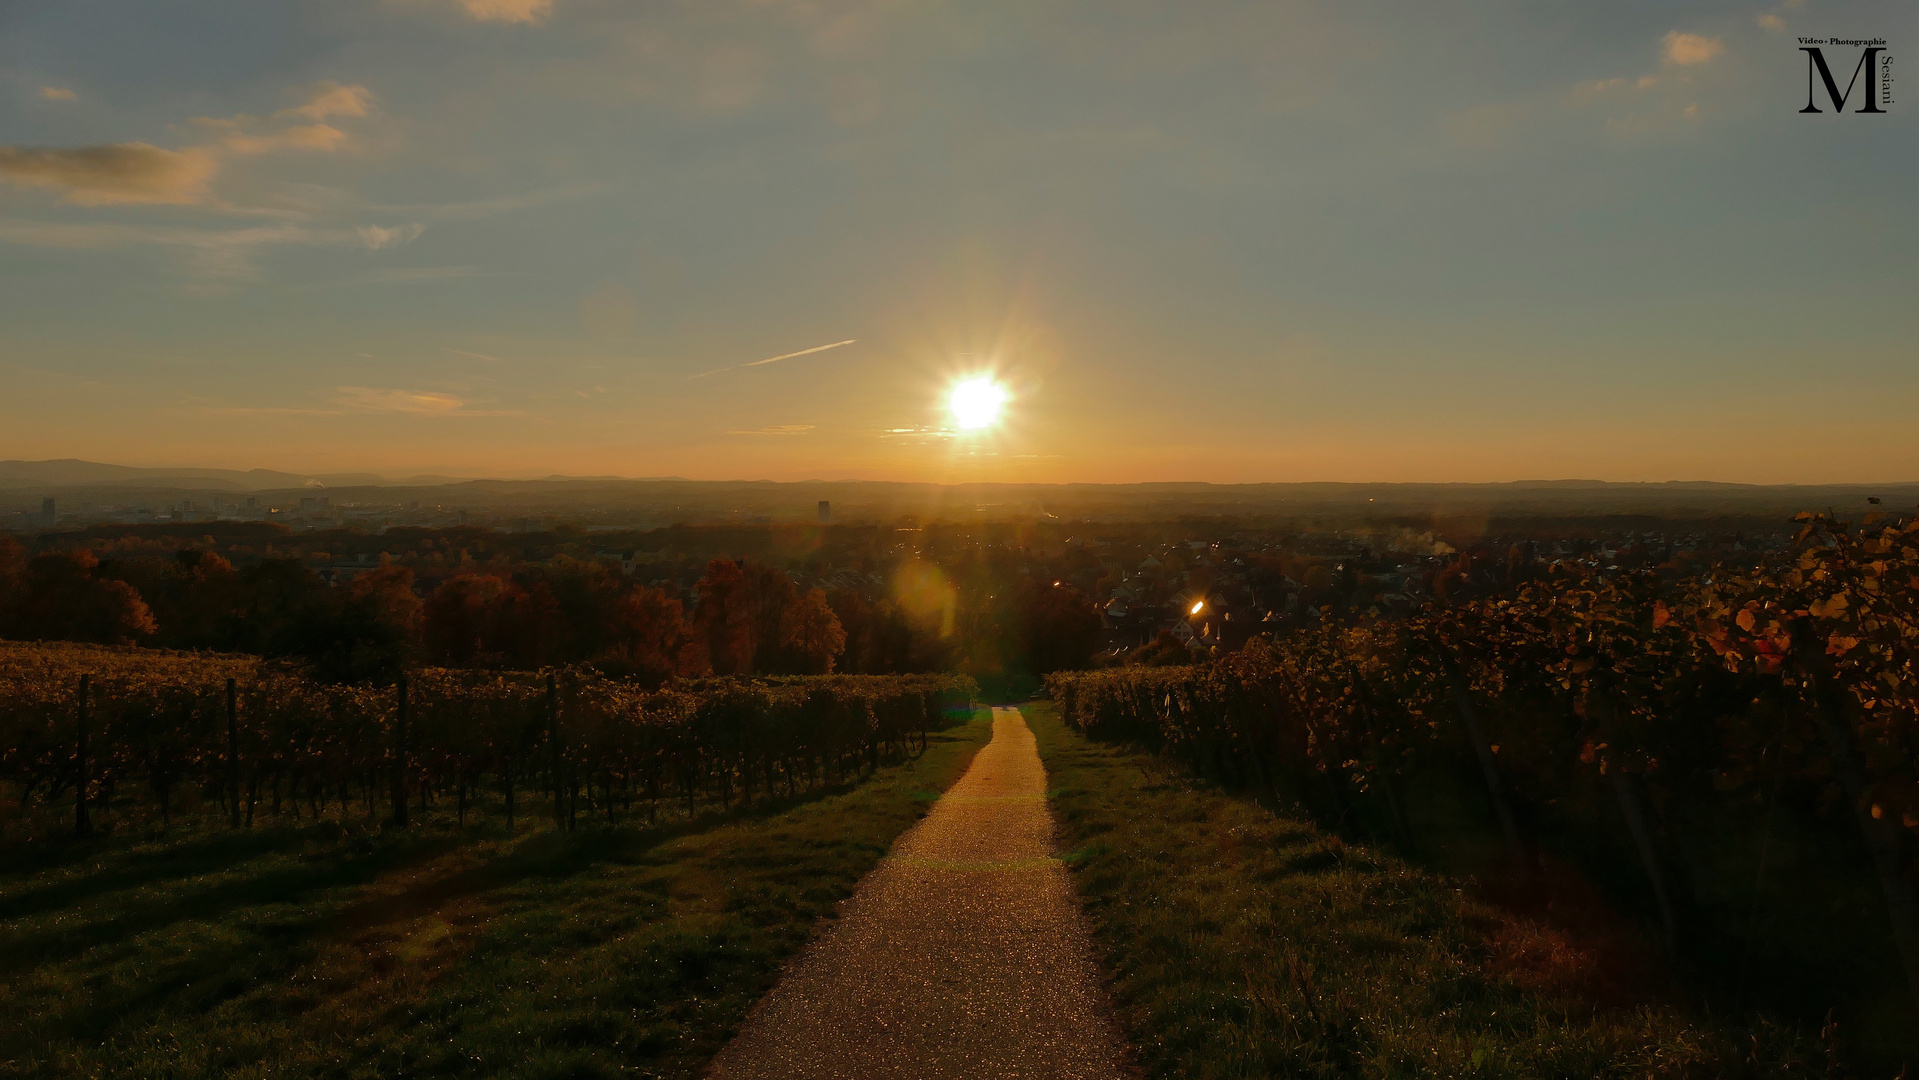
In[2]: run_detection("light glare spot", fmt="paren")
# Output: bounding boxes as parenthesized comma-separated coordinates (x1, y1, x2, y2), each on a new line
(949, 376, 1008, 430)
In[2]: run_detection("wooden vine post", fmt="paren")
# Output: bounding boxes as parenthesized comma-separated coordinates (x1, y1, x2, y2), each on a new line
(391, 673, 411, 827)
(547, 672, 564, 831)
(226, 677, 241, 829)
(74, 673, 92, 839)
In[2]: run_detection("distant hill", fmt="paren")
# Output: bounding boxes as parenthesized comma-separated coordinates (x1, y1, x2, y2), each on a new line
(0, 459, 489, 490)
(0, 459, 317, 490)
(0, 460, 685, 491)
(2, 459, 1914, 530)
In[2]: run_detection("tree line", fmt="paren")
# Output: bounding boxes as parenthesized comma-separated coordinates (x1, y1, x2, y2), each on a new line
(0, 535, 1100, 687)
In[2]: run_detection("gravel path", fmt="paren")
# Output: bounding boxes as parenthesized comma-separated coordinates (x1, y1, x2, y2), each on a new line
(708, 707, 1133, 1080)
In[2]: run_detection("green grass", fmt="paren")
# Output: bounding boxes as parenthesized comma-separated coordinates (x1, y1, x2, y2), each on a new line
(0, 710, 993, 1079)
(1024, 701, 1824, 1080)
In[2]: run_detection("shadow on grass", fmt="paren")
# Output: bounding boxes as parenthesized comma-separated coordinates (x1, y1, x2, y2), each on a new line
(0, 829, 473, 979)
(0, 822, 351, 921)
(325, 772, 891, 940)
(2, 713, 996, 1078)
(5, 736, 957, 983)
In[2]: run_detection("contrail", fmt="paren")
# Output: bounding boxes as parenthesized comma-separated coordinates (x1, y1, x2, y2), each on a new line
(686, 338, 856, 380)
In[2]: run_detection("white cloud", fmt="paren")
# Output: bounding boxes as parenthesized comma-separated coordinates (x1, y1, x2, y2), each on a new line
(1663, 32, 1724, 66)
(357, 223, 427, 248)
(280, 82, 372, 122)
(194, 83, 376, 157)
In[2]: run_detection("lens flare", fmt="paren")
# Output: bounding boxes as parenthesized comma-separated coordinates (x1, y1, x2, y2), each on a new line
(948, 376, 1008, 430)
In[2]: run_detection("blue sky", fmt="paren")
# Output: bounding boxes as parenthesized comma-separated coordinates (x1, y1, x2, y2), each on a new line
(1, 0, 1913, 482)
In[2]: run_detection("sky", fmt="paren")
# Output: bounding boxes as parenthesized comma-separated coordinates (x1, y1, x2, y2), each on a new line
(0, 0, 1913, 485)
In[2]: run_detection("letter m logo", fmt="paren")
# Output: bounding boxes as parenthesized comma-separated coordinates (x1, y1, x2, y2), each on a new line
(1801, 47, 1886, 112)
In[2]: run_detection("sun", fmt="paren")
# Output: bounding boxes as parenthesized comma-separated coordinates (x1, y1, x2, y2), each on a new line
(948, 376, 1008, 430)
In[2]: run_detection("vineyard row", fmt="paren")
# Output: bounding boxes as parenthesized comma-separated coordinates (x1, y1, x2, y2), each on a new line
(0, 640, 977, 838)
(1047, 511, 1919, 1009)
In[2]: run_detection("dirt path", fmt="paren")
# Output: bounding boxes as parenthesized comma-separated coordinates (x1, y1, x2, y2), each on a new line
(708, 707, 1132, 1080)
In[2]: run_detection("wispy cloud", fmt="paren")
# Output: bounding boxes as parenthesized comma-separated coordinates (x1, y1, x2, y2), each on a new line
(335, 386, 517, 416)
(685, 338, 857, 380)
(195, 405, 347, 417)
(0, 83, 375, 208)
(348, 266, 484, 284)
(455, 0, 554, 24)
(193, 82, 374, 157)
(445, 347, 504, 363)
(370, 182, 612, 221)
(357, 223, 426, 249)
(726, 424, 815, 436)
(0, 218, 425, 279)
(0, 144, 217, 205)
(39, 87, 77, 102)
(295, 266, 485, 289)
(194, 385, 514, 418)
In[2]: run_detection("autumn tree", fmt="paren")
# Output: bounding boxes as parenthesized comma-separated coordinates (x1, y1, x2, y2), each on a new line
(422, 572, 565, 669)
(782, 587, 846, 674)
(598, 585, 695, 683)
(692, 559, 751, 674)
(0, 548, 156, 644)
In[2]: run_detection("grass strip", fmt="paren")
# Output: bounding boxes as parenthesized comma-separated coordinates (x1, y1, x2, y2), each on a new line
(1025, 701, 1820, 1079)
(0, 709, 993, 1079)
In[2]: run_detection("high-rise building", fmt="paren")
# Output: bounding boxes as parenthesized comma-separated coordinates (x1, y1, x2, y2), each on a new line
(818, 500, 831, 524)
(40, 497, 55, 524)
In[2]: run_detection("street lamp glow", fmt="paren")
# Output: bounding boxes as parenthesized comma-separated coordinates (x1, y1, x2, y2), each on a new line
(1190, 600, 1205, 615)
(948, 376, 1008, 430)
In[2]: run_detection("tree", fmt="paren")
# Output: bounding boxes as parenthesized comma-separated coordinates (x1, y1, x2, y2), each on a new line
(348, 563, 424, 637)
(1, 548, 156, 644)
(303, 564, 424, 683)
(782, 588, 846, 674)
(694, 559, 756, 674)
(743, 561, 799, 670)
(598, 585, 694, 684)
(422, 573, 562, 668)
(1019, 580, 1101, 674)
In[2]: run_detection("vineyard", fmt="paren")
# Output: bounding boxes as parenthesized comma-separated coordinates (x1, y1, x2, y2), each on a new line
(0, 639, 977, 843)
(1047, 511, 1919, 1030)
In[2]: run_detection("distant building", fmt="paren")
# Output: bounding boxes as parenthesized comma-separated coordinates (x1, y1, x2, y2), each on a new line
(818, 500, 831, 524)
(40, 497, 55, 524)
